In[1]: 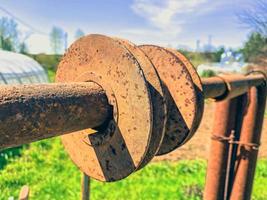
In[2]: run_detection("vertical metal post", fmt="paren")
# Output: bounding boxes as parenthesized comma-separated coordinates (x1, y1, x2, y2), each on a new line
(230, 85, 267, 200)
(81, 173, 90, 200)
(204, 98, 237, 200)
(225, 94, 248, 199)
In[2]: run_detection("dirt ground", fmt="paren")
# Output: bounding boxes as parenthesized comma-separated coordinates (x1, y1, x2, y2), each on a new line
(154, 101, 267, 161)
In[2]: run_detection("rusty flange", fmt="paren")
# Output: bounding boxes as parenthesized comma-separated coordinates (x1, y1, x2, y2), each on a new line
(167, 48, 204, 143)
(139, 45, 198, 155)
(56, 34, 153, 181)
(114, 38, 167, 169)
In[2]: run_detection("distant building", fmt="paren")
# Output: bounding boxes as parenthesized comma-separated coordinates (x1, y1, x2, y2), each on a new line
(0, 50, 49, 84)
(195, 36, 217, 52)
(196, 40, 201, 52)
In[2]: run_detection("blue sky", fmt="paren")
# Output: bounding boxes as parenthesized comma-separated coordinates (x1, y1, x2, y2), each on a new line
(0, 0, 253, 53)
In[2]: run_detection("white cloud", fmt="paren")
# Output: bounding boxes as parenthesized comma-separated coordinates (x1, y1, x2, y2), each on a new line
(128, 0, 212, 48)
(127, 0, 238, 49)
(131, 0, 208, 33)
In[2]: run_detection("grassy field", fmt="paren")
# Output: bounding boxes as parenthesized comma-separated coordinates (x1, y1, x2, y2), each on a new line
(0, 138, 267, 200)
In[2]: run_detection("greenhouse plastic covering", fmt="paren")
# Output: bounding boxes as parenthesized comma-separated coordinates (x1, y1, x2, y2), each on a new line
(0, 50, 49, 85)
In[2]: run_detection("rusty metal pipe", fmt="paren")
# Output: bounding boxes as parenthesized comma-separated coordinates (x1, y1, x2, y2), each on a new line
(229, 85, 267, 200)
(225, 94, 248, 199)
(204, 98, 238, 200)
(0, 74, 264, 151)
(202, 74, 265, 99)
(81, 173, 90, 200)
(202, 76, 228, 98)
(0, 82, 111, 150)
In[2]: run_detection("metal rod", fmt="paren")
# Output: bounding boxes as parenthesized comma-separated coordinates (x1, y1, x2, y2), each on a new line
(230, 85, 267, 200)
(202, 76, 227, 99)
(204, 98, 238, 200)
(0, 82, 111, 150)
(0, 74, 264, 150)
(81, 173, 90, 200)
(202, 74, 265, 99)
(225, 94, 248, 199)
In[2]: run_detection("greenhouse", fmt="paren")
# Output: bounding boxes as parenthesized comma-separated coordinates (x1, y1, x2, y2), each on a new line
(0, 50, 49, 84)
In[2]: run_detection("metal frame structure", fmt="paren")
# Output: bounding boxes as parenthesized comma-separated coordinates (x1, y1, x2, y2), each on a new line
(0, 50, 49, 84)
(0, 72, 265, 200)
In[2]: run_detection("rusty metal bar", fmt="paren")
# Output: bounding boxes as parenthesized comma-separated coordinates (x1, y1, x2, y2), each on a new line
(81, 173, 90, 200)
(202, 74, 265, 99)
(202, 76, 227, 98)
(230, 85, 267, 200)
(0, 82, 111, 150)
(0, 74, 264, 151)
(225, 94, 248, 199)
(204, 93, 248, 200)
(204, 98, 237, 200)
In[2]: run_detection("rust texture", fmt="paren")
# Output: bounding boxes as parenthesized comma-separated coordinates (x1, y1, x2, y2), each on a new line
(202, 74, 265, 99)
(113, 38, 167, 170)
(57, 34, 153, 182)
(0, 82, 111, 149)
(204, 98, 238, 200)
(0, 31, 265, 188)
(230, 85, 267, 200)
(202, 77, 228, 98)
(167, 48, 204, 144)
(139, 45, 199, 155)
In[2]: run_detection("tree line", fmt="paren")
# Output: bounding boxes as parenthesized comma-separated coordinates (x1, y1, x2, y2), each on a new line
(0, 17, 85, 54)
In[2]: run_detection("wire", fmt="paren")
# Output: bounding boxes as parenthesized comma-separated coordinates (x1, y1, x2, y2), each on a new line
(0, 5, 49, 35)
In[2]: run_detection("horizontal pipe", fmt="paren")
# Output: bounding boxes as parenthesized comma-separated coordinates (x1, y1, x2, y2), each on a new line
(0, 74, 264, 150)
(202, 74, 265, 99)
(0, 82, 111, 150)
(202, 76, 227, 99)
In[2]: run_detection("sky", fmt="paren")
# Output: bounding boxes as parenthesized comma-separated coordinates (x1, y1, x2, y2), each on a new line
(0, 0, 254, 54)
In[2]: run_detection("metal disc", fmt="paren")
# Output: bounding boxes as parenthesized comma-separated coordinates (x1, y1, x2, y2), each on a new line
(167, 48, 204, 143)
(114, 38, 167, 169)
(56, 34, 153, 181)
(139, 45, 198, 155)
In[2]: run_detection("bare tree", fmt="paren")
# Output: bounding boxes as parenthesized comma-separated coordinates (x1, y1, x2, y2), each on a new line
(238, 0, 267, 36)
(50, 26, 65, 54)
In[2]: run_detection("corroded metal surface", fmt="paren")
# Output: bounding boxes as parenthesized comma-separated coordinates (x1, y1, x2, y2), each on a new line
(167, 48, 204, 143)
(56, 34, 153, 181)
(0, 82, 110, 149)
(230, 85, 267, 200)
(204, 98, 238, 200)
(114, 38, 167, 169)
(202, 77, 227, 99)
(202, 74, 265, 99)
(0, 33, 266, 189)
(140, 45, 198, 155)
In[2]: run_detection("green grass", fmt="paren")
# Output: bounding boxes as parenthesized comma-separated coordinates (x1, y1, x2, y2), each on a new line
(0, 139, 267, 200)
(47, 68, 56, 82)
